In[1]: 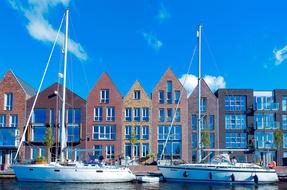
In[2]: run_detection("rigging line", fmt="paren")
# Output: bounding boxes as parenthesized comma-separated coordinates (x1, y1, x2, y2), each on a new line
(13, 13, 66, 162)
(159, 44, 197, 161)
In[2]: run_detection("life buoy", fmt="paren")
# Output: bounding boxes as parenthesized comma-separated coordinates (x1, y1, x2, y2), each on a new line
(231, 174, 235, 182)
(268, 161, 276, 169)
(183, 171, 188, 177)
(209, 172, 212, 180)
(254, 174, 258, 184)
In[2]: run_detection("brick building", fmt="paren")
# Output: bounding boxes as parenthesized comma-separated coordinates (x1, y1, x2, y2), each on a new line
(0, 70, 35, 170)
(122, 80, 152, 159)
(87, 72, 123, 161)
(151, 68, 188, 161)
(25, 83, 86, 162)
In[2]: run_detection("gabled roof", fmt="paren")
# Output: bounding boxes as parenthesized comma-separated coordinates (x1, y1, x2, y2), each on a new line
(9, 69, 36, 97)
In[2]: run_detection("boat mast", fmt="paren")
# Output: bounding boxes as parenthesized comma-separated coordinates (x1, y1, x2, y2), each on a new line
(197, 25, 202, 163)
(60, 9, 69, 163)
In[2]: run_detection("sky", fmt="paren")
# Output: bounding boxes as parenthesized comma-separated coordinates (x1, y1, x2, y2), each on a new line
(1, 0, 287, 99)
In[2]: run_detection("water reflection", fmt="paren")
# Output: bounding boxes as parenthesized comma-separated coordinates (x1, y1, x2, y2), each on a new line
(0, 180, 285, 190)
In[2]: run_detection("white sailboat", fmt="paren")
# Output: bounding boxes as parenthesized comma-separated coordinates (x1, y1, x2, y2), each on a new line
(158, 25, 278, 184)
(12, 9, 136, 183)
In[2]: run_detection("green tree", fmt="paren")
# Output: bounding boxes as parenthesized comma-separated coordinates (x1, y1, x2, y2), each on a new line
(201, 130, 210, 148)
(274, 129, 283, 148)
(44, 127, 54, 163)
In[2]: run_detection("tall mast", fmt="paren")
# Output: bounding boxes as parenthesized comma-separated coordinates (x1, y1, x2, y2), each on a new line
(197, 25, 202, 163)
(60, 9, 69, 163)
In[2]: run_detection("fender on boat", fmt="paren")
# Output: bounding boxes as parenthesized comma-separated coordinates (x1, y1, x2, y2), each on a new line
(209, 172, 212, 180)
(183, 171, 188, 177)
(254, 174, 258, 184)
(231, 174, 235, 182)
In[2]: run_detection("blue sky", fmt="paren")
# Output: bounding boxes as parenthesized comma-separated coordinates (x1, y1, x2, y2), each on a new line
(1, 0, 287, 98)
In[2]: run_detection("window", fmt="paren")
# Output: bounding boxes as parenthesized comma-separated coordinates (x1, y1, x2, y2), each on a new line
(93, 125, 116, 140)
(106, 145, 115, 159)
(192, 151, 197, 163)
(224, 96, 246, 111)
(167, 109, 172, 122)
(125, 143, 131, 157)
(192, 115, 197, 130)
(201, 97, 207, 112)
(284, 133, 287, 149)
(142, 126, 149, 140)
(32, 126, 46, 142)
(94, 107, 103, 121)
(4, 93, 13, 111)
(174, 91, 180, 104)
(142, 108, 149, 122)
(106, 107, 115, 122)
(158, 142, 181, 160)
(134, 90, 141, 100)
(200, 116, 207, 129)
(209, 115, 214, 130)
(175, 109, 180, 122)
(134, 143, 140, 158)
(159, 90, 164, 104)
(32, 109, 46, 123)
(167, 92, 172, 104)
(192, 133, 197, 148)
(125, 108, 132, 121)
(225, 114, 246, 129)
(0, 115, 6, 127)
(225, 133, 247, 148)
(254, 96, 277, 110)
(39, 148, 45, 157)
(167, 81, 172, 104)
(254, 113, 277, 129)
(255, 132, 274, 148)
(100, 89, 109, 103)
(210, 133, 215, 148)
(67, 125, 80, 142)
(142, 144, 149, 157)
(159, 109, 165, 122)
(125, 126, 131, 139)
(283, 96, 287, 112)
(134, 108, 141, 122)
(94, 145, 102, 158)
(49, 109, 54, 125)
(0, 128, 17, 146)
(283, 115, 287, 130)
(9, 115, 18, 128)
(30, 147, 37, 160)
(167, 81, 172, 92)
(67, 109, 81, 123)
(135, 126, 140, 140)
(158, 125, 181, 140)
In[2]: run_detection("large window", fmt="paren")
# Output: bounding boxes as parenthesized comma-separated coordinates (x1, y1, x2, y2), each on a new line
(142, 108, 149, 122)
(142, 126, 149, 140)
(106, 145, 115, 159)
(125, 108, 132, 121)
(33, 109, 46, 123)
(159, 90, 164, 104)
(93, 125, 116, 140)
(100, 89, 109, 103)
(0, 115, 6, 127)
(32, 126, 46, 142)
(158, 142, 181, 159)
(0, 128, 17, 146)
(283, 115, 287, 130)
(158, 125, 181, 140)
(225, 133, 247, 148)
(255, 132, 275, 149)
(254, 113, 277, 129)
(67, 125, 80, 142)
(94, 145, 102, 158)
(174, 90, 180, 104)
(106, 107, 115, 122)
(134, 90, 141, 100)
(94, 107, 103, 121)
(67, 109, 81, 123)
(9, 115, 18, 128)
(283, 96, 287, 112)
(4, 93, 13, 111)
(125, 126, 131, 139)
(225, 114, 246, 129)
(134, 108, 141, 122)
(224, 96, 246, 111)
(254, 96, 274, 110)
(192, 115, 197, 130)
(201, 97, 207, 112)
(159, 109, 165, 122)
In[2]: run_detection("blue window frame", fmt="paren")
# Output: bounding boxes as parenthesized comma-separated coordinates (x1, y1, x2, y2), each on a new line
(67, 125, 80, 142)
(142, 126, 149, 140)
(158, 142, 181, 159)
(106, 107, 115, 122)
(167, 109, 172, 122)
(134, 108, 141, 122)
(225, 133, 247, 148)
(94, 145, 102, 158)
(209, 115, 214, 130)
(174, 90, 180, 104)
(93, 125, 116, 140)
(32, 126, 46, 142)
(159, 90, 164, 104)
(224, 96, 246, 111)
(94, 107, 103, 121)
(159, 109, 165, 122)
(142, 108, 149, 122)
(157, 125, 181, 140)
(0, 115, 6, 127)
(284, 133, 287, 148)
(210, 133, 215, 148)
(142, 144, 149, 157)
(0, 128, 17, 146)
(33, 109, 46, 123)
(125, 108, 132, 121)
(192, 133, 197, 148)
(4, 93, 13, 111)
(67, 109, 81, 123)
(125, 126, 131, 139)
(225, 114, 246, 129)
(100, 89, 109, 103)
(135, 126, 140, 140)
(254, 113, 277, 129)
(201, 97, 207, 112)
(255, 132, 275, 148)
(192, 115, 197, 130)
(134, 90, 141, 100)
(283, 96, 287, 111)
(283, 115, 287, 130)
(175, 109, 180, 122)
(125, 143, 131, 157)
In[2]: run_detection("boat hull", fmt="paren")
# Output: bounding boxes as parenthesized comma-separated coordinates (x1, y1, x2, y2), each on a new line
(12, 164, 136, 183)
(158, 164, 278, 184)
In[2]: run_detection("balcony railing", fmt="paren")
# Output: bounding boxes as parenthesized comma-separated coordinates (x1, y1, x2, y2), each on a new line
(255, 103, 279, 111)
(255, 121, 280, 130)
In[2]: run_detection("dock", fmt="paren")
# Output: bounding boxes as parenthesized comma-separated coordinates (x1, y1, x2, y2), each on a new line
(0, 170, 15, 179)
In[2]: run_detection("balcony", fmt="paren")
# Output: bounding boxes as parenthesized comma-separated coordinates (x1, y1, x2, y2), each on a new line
(255, 121, 280, 130)
(0, 127, 19, 147)
(254, 103, 279, 111)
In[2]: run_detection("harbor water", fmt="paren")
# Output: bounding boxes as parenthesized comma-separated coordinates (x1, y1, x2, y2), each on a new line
(0, 180, 287, 190)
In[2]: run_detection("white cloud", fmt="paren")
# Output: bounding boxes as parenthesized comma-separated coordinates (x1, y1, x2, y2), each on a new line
(273, 46, 287, 65)
(179, 74, 226, 95)
(7, 0, 88, 61)
(142, 32, 162, 51)
(156, 4, 170, 23)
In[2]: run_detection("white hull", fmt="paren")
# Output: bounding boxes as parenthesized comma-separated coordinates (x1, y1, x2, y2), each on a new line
(158, 163, 278, 184)
(12, 163, 136, 183)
